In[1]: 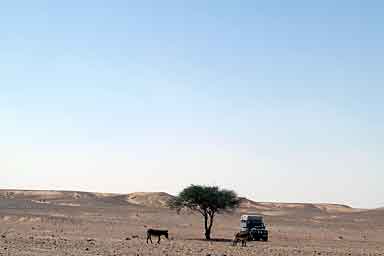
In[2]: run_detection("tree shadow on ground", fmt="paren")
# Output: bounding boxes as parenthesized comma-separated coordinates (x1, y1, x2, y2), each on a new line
(185, 238, 232, 243)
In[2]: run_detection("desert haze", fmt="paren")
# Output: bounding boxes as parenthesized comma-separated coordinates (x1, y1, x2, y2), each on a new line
(0, 189, 383, 256)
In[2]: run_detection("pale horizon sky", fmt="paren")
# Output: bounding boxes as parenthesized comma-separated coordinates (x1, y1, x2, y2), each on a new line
(1, 1, 383, 209)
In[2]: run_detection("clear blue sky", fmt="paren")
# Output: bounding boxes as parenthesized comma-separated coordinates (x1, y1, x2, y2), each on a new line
(1, 1, 383, 208)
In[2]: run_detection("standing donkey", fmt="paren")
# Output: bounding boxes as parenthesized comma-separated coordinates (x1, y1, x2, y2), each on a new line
(146, 228, 169, 244)
(232, 231, 250, 247)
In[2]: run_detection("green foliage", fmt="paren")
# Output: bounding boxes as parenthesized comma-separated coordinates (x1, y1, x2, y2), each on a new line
(169, 185, 239, 213)
(168, 184, 240, 240)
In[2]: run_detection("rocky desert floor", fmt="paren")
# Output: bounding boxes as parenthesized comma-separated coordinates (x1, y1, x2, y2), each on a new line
(0, 190, 383, 256)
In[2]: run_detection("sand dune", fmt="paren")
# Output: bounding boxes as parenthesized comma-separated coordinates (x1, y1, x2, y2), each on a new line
(238, 197, 359, 214)
(0, 190, 104, 201)
(111, 192, 175, 208)
(0, 190, 366, 214)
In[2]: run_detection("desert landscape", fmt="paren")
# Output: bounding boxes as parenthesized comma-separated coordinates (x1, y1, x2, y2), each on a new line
(0, 190, 383, 256)
(2, 1, 383, 255)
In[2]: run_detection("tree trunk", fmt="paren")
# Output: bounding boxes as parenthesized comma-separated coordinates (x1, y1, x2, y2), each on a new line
(204, 212, 215, 240)
(204, 214, 211, 240)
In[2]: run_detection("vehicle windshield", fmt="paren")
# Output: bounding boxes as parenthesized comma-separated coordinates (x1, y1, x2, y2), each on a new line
(247, 220, 265, 229)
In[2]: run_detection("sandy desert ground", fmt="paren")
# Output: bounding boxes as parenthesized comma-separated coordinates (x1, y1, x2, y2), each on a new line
(0, 190, 383, 256)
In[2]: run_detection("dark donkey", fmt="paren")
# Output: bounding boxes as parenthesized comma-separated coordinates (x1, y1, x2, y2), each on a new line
(146, 229, 169, 244)
(232, 231, 250, 247)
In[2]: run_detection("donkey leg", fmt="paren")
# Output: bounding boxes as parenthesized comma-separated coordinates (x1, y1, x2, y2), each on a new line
(157, 235, 161, 244)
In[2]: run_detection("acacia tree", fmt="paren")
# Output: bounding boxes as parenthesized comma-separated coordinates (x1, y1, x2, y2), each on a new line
(168, 185, 240, 240)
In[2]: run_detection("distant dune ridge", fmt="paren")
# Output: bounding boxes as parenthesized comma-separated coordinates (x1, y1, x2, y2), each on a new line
(112, 192, 175, 208)
(0, 189, 115, 201)
(237, 197, 363, 216)
(0, 189, 374, 214)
